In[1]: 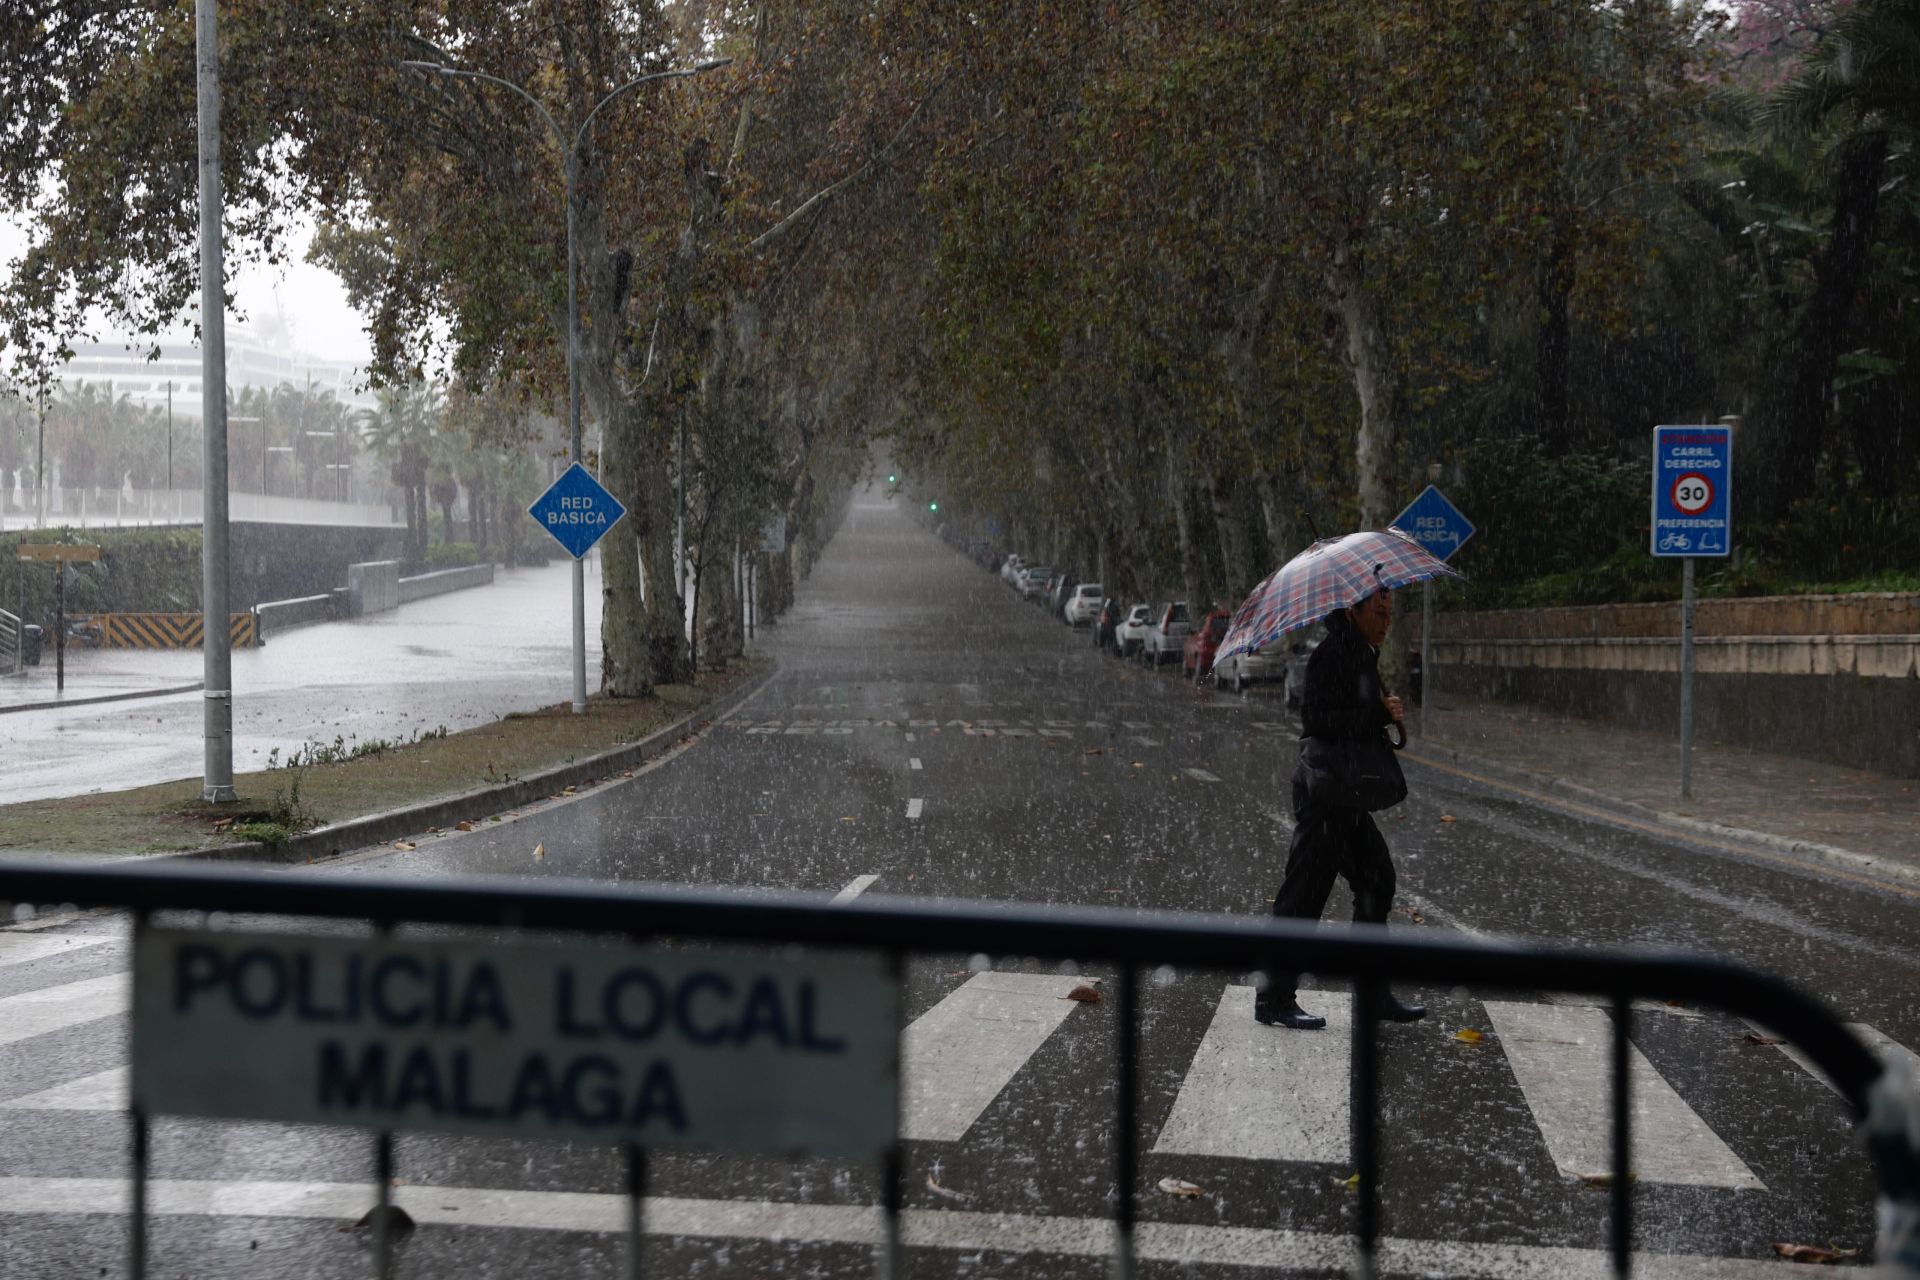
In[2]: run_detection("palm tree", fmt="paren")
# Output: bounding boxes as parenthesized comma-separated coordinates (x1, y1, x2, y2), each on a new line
(360, 382, 440, 564)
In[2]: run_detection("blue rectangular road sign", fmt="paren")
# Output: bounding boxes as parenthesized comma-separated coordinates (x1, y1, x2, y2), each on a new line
(1651, 426, 1732, 557)
(1391, 485, 1476, 563)
(528, 462, 627, 560)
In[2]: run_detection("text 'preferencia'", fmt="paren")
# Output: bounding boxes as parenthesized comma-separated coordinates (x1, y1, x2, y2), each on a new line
(130, 930, 899, 1158)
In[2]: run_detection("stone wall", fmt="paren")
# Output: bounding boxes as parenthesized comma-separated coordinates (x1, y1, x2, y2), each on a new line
(1415, 594, 1920, 778)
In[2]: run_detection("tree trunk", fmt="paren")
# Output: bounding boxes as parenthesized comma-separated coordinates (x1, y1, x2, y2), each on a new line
(598, 403, 653, 698)
(1164, 427, 1203, 612)
(1535, 228, 1574, 442)
(1207, 471, 1256, 605)
(1328, 240, 1409, 683)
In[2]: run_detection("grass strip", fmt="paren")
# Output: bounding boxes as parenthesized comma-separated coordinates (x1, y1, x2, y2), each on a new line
(0, 659, 766, 856)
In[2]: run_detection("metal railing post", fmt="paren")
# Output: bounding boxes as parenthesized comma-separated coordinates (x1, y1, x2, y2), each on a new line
(1610, 993, 1634, 1277)
(1111, 963, 1139, 1280)
(1352, 979, 1382, 1280)
(373, 1130, 395, 1278)
(129, 908, 151, 1280)
(881, 950, 906, 1280)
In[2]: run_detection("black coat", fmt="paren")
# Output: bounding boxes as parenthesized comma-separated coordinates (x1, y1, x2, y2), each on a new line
(1300, 612, 1392, 743)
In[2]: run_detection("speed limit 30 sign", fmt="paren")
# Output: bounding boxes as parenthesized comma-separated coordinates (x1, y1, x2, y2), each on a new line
(1652, 426, 1732, 558)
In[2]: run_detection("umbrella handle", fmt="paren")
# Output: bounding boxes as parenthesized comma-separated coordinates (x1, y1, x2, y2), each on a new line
(1386, 720, 1407, 751)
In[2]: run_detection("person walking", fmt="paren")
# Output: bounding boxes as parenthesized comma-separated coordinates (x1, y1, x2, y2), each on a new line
(1254, 587, 1426, 1030)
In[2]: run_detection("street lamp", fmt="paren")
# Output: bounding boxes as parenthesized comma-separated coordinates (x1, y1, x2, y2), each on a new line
(401, 54, 732, 714)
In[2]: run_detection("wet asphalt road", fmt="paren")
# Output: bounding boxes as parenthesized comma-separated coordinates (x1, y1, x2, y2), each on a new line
(3, 493, 1917, 1277)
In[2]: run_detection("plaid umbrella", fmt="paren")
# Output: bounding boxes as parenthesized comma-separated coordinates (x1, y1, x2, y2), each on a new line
(1212, 527, 1465, 671)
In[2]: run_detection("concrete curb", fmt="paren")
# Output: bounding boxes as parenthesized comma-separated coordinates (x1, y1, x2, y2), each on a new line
(0, 681, 204, 716)
(1404, 738, 1920, 889)
(181, 662, 779, 867)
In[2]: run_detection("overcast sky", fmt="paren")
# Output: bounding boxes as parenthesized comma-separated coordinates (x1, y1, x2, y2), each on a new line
(1, 213, 374, 365)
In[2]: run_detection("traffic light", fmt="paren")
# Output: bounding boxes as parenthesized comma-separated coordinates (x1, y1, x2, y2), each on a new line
(928, 502, 939, 512)
(887, 473, 897, 484)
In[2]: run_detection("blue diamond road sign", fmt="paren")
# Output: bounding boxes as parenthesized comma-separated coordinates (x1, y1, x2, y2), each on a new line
(1390, 485, 1475, 563)
(1651, 425, 1732, 557)
(528, 463, 626, 560)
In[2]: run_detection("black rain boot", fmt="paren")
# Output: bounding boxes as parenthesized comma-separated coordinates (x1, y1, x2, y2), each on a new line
(1255, 999, 1327, 1030)
(1383, 992, 1427, 1023)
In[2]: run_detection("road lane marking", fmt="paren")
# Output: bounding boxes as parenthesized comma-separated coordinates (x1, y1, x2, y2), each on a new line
(0, 974, 127, 1049)
(829, 876, 880, 905)
(1484, 1000, 1764, 1189)
(1404, 750, 1920, 901)
(1, 1066, 126, 1112)
(1154, 986, 1349, 1164)
(905, 733, 915, 743)
(906, 798, 924, 821)
(1761, 1020, 1918, 1100)
(1131, 736, 1162, 748)
(902, 972, 1087, 1141)
(0, 934, 115, 971)
(0, 1177, 1813, 1275)
(909, 758, 922, 771)
(1183, 768, 1221, 784)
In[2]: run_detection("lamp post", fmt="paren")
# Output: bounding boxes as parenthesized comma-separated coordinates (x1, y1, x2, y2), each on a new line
(402, 55, 730, 714)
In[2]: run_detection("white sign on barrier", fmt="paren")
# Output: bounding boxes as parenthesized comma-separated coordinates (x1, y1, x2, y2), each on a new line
(131, 929, 898, 1158)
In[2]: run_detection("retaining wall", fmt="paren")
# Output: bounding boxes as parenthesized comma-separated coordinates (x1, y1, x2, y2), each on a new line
(1418, 594, 1920, 778)
(255, 594, 335, 635)
(399, 563, 494, 603)
(345, 561, 401, 617)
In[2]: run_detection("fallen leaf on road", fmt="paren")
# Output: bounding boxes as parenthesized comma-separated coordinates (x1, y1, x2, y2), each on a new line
(425, 826, 441, 834)
(533, 843, 545, 860)
(562, 786, 576, 795)
(1770, 1243, 1859, 1263)
(1453, 1028, 1484, 1045)
(1333, 1173, 1361, 1191)
(1744, 1033, 1785, 1046)
(1439, 814, 1457, 823)
(455, 821, 474, 832)
(1577, 1172, 1639, 1189)
(925, 1174, 973, 1203)
(1130, 761, 1145, 768)
(1086, 747, 1104, 755)
(1157, 1177, 1204, 1197)
(392, 841, 415, 851)
(841, 816, 856, 822)
(1396, 906, 1427, 924)
(211, 816, 235, 830)
(1062, 984, 1103, 1004)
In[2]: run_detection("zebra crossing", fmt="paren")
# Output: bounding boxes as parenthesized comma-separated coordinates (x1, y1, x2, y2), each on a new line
(0, 927, 1900, 1268)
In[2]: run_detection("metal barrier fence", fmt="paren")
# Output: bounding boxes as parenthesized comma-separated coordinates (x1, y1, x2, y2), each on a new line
(0, 607, 20, 674)
(0, 858, 1890, 1280)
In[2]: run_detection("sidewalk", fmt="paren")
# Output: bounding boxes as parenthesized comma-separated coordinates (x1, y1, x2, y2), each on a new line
(1408, 693, 1920, 877)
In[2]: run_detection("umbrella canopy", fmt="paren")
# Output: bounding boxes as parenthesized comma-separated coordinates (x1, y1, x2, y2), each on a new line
(1212, 528, 1465, 671)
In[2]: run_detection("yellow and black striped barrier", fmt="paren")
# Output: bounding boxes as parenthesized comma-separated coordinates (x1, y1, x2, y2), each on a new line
(97, 613, 259, 649)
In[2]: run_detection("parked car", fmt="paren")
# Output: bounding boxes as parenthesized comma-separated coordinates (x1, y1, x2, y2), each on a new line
(1113, 604, 1153, 656)
(1048, 569, 1080, 617)
(1285, 634, 1322, 709)
(1181, 609, 1232, 681)
(1093, 598, 1120, 650)
(1216, 644, 1287, 694)
(1001, 554, 1025, 586)
(1064, 583, 1104, 627)
(1140, 601, 1194, 667)
(1018, 566, 1053, 600)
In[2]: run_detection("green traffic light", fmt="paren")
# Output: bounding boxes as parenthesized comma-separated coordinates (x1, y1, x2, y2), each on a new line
(929, 502, 939, 512)
(888, 474, 897, 484)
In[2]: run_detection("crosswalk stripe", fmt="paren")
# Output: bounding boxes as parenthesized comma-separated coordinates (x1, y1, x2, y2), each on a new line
(1768, 1021, 1919, 1100)
(1154, 986, 1349, 1164)
(0, 1176, 1816, 1275)
(1, 1066, 126, 1112)
(0, 933, 115, 971)
(829, 875, 880, 905)
(1484, 1001, 1764, 1190)
(0, 974, 127, 1049)
(1183, 768, 1221, 784)
(901, 972, 1089, 1141)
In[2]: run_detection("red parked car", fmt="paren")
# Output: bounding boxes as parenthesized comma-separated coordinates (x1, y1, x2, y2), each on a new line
(1181, 609, 1232, 682)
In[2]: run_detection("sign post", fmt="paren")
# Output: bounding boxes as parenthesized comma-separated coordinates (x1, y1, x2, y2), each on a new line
(1651, 425, 1733, 799)
(18, 544, 101, 693)
(1390, 486, 1476, 739)
(528, 463, 628, 713)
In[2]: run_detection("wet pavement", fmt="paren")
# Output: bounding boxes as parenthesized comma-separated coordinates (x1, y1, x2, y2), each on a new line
(0, 560, 603, 805)
(1412, 694, 1920, 869)
(1, 494, 1914, 1277)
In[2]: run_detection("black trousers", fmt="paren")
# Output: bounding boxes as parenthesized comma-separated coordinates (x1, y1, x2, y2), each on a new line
(1256, 800, 1397, 1012)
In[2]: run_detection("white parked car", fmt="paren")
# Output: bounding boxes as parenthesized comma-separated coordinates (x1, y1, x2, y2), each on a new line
(1215, 645, 1286, 694)
(1064, 583, 1104, 627)
(1000, 554, 1025, 586)
(1113, 604, 1153, 656)
(1017, 566, 1053, 600)
(1140, 601, 1194, 666)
